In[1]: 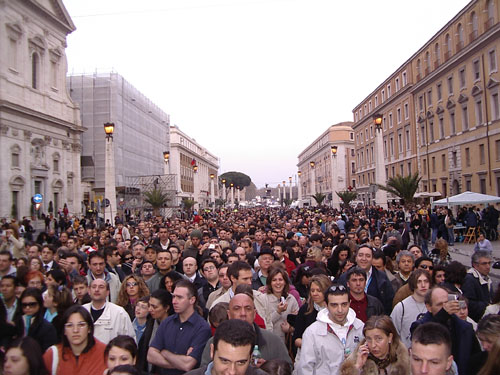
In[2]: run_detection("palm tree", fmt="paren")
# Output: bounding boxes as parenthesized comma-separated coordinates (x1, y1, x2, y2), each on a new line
(377, 173, 421, 207)
(312, 192, 326, 206)
(336, 190, 358, 208)
(182, 199, 196, 213)
(143, 188, 169, 216)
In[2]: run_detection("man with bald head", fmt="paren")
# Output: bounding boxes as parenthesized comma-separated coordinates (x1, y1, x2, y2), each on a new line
(201, 292, 291, 367)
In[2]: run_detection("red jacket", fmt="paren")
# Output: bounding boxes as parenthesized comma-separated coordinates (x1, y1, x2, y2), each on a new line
(43, 340, 107, 375)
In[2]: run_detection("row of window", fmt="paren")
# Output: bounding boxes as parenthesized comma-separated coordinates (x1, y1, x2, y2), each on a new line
(416, 1, 496, 81)
(11, 148, 60, 171)
(354, 1, 497, 124)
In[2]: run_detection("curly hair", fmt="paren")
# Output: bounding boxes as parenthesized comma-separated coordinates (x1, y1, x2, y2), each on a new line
(116, 274, 150, 308)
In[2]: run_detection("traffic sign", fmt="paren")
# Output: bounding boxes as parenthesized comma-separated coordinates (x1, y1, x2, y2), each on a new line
(33, 194, 43, 204)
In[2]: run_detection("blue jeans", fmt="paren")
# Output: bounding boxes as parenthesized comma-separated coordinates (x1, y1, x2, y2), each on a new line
(447, 227, 455, 245)
(431, 228, 438, 244)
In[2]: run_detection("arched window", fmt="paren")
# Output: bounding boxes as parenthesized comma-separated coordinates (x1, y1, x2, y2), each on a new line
(425, 51, 431, 74)
(445, 34, 452, 60)
(417, 59, 422, 79)
(31, 52, 39, 89)
(487, 0, 495, 22)
(434, 43, 441, 66)
(471, 11, 478, 40)
(457, 23, 464, 50)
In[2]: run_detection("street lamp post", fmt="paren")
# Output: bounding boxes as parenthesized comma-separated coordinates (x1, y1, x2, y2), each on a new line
(282, 180, 286, 206)
(210, 174, 215, 208)
(104, 122, 117, 225)
(330, 145, 341, 209)
(373, 114, 388, 209)
(221, 179, 227, 203)
(193, 165, 199, 210)
(230, 183, 234, 206)
(163, 151, 170, 175)
(289, 177, 292, 201)
(297, 171, 302, 203)
(309, 161, 316, 205)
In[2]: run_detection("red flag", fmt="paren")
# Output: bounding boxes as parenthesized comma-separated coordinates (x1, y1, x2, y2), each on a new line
(191, 158, 196, 166)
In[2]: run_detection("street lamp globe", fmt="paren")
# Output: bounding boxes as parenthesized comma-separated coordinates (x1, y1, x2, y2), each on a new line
(104, 122, 115, 138)
(373, 114, 383, 130)
(309, 161, 315, 168)
(163, 151, 170, 162)
(331, 145, 338, 156)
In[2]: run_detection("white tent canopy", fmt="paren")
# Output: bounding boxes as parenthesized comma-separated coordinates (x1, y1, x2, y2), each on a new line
(414, 192, 442, 198)
(432, 191, 500, 207)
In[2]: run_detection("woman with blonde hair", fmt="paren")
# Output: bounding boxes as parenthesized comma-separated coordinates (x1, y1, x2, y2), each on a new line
(116, 274, 150, 320)
(340, 315, 410, 375)
(478, 337, 500, 375)
(429, 238, 451, 267)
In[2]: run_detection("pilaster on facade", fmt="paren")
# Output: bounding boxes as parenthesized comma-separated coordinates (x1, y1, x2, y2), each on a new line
(0, 0, 84, 219)
(297, 122, 355, 207)
(353, 0, 500, 201)
(169, 125, 219, 209)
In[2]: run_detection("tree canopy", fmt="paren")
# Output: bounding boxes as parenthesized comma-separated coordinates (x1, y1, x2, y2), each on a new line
(219, 171, 251, 189)
(336, 190, 358, 207)
(312, 192, 326, 206)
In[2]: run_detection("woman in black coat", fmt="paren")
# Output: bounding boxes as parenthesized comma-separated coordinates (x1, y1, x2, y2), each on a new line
(14, 287, 57, 352)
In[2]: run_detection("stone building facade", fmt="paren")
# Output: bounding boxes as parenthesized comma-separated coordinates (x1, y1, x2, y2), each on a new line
(0, 0, 83, 219)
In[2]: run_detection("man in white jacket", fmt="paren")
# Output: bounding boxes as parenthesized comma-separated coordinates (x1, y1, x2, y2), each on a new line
(298, 284, 364, 375)
(83, 278, 136, 344)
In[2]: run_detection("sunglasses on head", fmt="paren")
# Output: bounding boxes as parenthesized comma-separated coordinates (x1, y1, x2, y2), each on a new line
(329, 284, 347, 292)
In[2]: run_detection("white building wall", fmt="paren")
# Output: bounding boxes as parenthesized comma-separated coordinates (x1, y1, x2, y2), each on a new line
(0, 0, 83, 219)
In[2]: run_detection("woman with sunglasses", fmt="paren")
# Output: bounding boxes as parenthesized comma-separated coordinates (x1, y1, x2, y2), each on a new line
(116, 275, 150, 320)
(43, 305, 107, 374)
(14, 287, 57, 352)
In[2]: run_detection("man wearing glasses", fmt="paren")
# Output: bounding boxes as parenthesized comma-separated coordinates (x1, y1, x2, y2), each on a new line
(461, 250, 495, 322)
(298, 284, 364, 375)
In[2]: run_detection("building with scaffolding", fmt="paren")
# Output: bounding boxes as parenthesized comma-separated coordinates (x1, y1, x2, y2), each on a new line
(67, 72, 172, 217)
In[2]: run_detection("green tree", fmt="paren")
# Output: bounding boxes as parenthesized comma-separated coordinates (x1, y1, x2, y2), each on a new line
(283, 198, 293, 206)
(336, 190, 358, 208)
(182, 198, 196, 212)
(312, 192, 327, 206)
(143, 188, 169, 216)
(215, 198, 226, 207)
(377, 173, 421, 207)
(219, 171, 252, 190)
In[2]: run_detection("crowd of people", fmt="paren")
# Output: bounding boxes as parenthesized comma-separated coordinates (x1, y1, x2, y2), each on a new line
(0, 203, 499, 375)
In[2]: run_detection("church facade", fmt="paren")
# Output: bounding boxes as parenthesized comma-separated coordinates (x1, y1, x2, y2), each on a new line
(0, 0, 83, 220)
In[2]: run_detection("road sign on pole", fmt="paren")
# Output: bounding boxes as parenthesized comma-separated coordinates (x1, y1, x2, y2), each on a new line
(33, 194, 43, 204)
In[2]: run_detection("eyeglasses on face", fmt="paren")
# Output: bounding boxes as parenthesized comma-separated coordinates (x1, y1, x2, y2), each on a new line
(126, 282, 138, 287)
(64, 322, 88, 330)
(124, 257, 134, 261)
(475, 261, 492, 266)
(419, 264, 434, 270)
(21, 302, 38, 308)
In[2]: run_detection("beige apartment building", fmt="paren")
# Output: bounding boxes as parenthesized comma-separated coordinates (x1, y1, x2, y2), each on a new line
(353, 0, 500, 204)
(297, 122, 356, 207)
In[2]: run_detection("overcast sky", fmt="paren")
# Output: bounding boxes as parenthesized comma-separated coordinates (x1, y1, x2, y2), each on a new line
(64, 0, 470, 188)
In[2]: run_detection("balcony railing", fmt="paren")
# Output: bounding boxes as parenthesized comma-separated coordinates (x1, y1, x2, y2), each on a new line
(484, 17, 494, 31)
(469, 30, 478, 42)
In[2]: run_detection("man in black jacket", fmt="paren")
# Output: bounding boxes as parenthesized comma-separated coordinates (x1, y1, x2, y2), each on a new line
(345, 266, 384, 322)
(461, 250, 495, 322)
(338, 245, 394, 314)
(410, 286, 481, 375)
